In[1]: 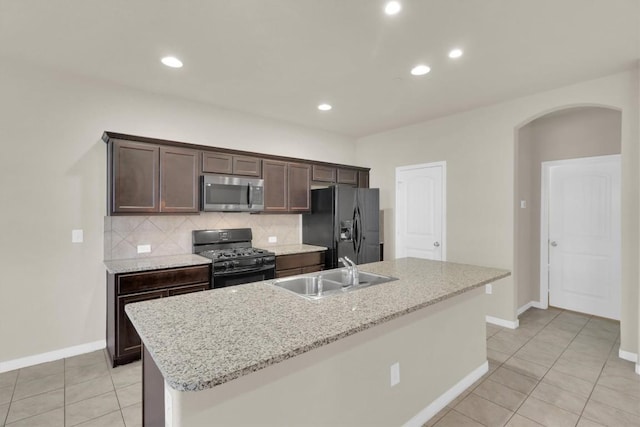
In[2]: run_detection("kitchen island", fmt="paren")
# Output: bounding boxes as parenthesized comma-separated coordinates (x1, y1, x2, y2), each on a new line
(126, 257, 509, 427)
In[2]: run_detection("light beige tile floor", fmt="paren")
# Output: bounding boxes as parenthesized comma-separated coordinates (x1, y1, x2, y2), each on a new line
(0, 308, 638, 426)
(0, 351, 140, 427)
(426, 308, 640, 427)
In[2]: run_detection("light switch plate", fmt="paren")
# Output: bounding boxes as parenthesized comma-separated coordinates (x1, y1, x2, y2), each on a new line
(268, 236, 277, 243)
(485, 284, 493, 294)
(137, 244, 151, 254)
(520, 200, 527, 209)
(390, 362, 400, 387)
(71, 229, 83, 243)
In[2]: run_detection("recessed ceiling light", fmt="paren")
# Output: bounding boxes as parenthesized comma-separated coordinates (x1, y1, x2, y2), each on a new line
(410, 65, 431, 76)
(161, 56, 183, 68)
(318, 103, 332, 111)
(384, 1, 402, 15)
(448, 48, 463, 59)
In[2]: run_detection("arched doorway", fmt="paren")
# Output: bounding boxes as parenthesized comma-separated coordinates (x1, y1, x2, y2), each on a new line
(514, 106, 622, 317)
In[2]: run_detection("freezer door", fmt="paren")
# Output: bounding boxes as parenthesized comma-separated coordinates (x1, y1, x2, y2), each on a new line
(335, 186, 357, 268)
(302, 188, 336, 267)
(356, 188, 380, 264)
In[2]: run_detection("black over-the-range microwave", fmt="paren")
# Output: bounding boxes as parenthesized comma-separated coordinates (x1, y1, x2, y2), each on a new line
(201, 175, 265, 212)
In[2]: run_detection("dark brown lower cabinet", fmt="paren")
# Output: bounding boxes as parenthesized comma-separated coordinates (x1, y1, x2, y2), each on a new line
(107, 265, 211, 367)
(275, 251, 325, 278)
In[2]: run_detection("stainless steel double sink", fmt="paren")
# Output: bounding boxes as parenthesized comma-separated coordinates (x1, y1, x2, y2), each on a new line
(268, 268, 398, 300)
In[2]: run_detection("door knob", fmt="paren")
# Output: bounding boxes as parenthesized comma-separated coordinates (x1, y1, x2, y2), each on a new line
(550, 241, 558, 247)
(434, 242, 440, 247)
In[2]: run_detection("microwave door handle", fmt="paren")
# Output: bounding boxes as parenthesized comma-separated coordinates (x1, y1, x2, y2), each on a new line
(247, 182, 253, 208)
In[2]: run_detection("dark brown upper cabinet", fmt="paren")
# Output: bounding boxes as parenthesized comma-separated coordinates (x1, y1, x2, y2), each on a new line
(312, 165, 336, 183)
(112, 140, 160, 213)
(358, 170, 370, 189)
(202, 151, 261, 177)
(288, 162, 311, 212)
(104, 132, 370, 216)
(160, 146, 199, 213)
(337, 168, 358, 185)
(109, 139, 198, 214)
(263, 160, 310, 213)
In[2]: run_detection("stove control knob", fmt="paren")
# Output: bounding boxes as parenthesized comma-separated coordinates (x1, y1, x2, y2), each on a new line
(222, 261, 231, 269)
(255, 258, 263, 265)
(233, 260, 241, 266)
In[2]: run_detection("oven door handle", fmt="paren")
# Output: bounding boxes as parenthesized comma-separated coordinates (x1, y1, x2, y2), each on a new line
(214, 264, 275, 277)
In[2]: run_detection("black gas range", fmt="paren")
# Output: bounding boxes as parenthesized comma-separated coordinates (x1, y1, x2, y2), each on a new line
(193, 228, 276, 288)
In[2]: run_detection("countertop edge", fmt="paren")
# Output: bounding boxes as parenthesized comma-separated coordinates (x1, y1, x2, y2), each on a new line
(157, 270, 510, 391)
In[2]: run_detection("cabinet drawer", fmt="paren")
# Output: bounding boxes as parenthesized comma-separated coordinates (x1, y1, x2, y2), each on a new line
(117, 265, 210, 295)
(276, 252, 324, 271)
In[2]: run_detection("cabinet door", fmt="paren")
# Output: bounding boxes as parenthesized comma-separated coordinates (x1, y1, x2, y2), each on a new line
(112, 140, 159, 213)
(160, 147, 199, 213)
(167, 283, 209, 296)
(117, 290, 166, 359)
(358, 171, 370, 188)
(263, 160, 288, 212)
(312, 165, 336, 183)
(233, 156, 262, 177)
(337, 168, 358, 185)
(202, 151, 233, 174)
(288, 163, 311, 212)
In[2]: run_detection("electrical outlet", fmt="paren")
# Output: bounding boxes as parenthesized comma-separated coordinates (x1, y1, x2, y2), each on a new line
(485, 284, 493, 294)
(137, 244, 151, 254)
(520, 200, 527, 209)
(390, 362, 400, 387)
(268, 236, 277, 243)
(71, 229, 83, 243)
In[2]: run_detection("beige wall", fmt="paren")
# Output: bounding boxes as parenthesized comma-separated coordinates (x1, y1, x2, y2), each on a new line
(355, 70, 639, 355)
(516, 107, 622, 308)
(0, 61, 356, 364)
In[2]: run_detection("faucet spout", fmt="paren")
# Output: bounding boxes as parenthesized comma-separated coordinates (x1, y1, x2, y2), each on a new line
(343, 256, 359, 286)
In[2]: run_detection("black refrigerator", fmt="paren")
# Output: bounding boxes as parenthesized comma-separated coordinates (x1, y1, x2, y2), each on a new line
(302, 186, 380, 269)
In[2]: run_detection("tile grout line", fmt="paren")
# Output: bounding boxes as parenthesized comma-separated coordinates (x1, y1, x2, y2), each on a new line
(575, 329, 634, 424)
(104, 350, 129, 426)
(486, 309, 566, 426)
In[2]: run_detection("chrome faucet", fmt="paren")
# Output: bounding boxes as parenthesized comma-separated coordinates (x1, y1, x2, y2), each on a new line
(338, 256, 359, 287)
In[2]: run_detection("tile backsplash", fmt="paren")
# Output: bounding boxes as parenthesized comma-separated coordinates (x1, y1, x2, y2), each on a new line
(104, 213, 301, 260)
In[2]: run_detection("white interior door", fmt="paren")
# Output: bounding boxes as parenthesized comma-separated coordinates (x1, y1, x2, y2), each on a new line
(395, 162, 445, 261)
(545, 155, 621, 320)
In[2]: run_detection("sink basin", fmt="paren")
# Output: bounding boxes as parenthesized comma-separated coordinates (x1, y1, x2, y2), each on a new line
(318, 269, 398, 288)
(269, 268, 398, 300)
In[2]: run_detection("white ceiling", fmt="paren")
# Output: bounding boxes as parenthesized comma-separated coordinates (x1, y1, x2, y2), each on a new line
(1, 0, 638, 137)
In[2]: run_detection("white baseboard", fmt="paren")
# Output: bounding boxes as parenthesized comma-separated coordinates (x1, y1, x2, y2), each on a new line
(636, 364, 640, 376)
(486, 316, 519, 329)
(618, 348, 638, 363)
(0, 340, 106, 373)
(517, 301, 544, 316)
(403, 361, 488, 427)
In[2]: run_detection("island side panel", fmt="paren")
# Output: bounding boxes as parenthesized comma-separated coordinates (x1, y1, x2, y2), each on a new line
(165, 287, 486, 427)
(143, 345, 165, 427)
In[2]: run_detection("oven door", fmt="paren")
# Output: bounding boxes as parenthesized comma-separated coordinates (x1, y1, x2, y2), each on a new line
(213, 264, 275, 288)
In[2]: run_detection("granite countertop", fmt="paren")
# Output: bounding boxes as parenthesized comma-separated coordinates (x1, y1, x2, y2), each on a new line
(260, 243, 327, 256)
(126, 258, 509, 392)
(104, 254, 212, 274)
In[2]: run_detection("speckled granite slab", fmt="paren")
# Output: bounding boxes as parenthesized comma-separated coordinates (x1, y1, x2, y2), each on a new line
(104, 254, 211, 274)
(125, 257, 509, 392)
(260, 243, 327, 256)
